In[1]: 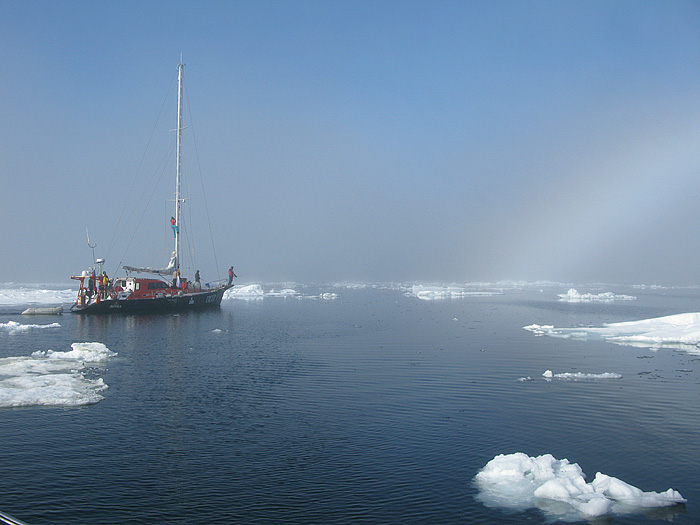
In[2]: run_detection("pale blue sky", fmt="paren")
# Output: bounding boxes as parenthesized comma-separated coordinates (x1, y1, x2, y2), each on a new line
(2, 1, 700, 284)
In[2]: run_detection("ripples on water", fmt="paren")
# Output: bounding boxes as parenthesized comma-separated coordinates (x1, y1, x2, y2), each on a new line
(0, 285, 697, 523)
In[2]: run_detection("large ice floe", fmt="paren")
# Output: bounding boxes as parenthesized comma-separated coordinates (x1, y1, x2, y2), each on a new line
(525, 312, 700, 352)
(0, 342, 116, 407)
(557, 288, 636, 303)
(474, 453, 686, 521)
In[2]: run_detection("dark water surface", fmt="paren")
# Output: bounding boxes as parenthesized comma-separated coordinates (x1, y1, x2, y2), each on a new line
(0, 284, 698, 523)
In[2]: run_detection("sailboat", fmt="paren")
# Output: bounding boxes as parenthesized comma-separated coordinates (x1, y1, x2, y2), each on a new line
(70, 61, 233, 314)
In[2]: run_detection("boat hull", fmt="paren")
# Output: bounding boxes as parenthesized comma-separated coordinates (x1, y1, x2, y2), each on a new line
(70, 286, 230, 314)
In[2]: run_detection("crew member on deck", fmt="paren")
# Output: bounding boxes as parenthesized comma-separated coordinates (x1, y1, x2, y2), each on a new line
(100, 272, 109, 300)
(228, 266, 237, 285)
(87, 272, 95, 298)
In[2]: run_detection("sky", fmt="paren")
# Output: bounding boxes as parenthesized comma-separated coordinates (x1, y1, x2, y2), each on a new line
(2, 0, 700, 285)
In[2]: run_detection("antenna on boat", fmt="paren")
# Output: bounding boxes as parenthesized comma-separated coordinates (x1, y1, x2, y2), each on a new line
(86, 228, 97, 264)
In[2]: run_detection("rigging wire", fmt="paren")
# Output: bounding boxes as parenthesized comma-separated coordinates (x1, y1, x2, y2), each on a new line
(105, 68, 178, 275)
(185, 89, 222, 281)
(113, 140, 174, 277)
(93, 63, 221, 283)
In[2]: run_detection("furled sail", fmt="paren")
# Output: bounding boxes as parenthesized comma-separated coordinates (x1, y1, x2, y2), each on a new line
(123, 252, 178, 276)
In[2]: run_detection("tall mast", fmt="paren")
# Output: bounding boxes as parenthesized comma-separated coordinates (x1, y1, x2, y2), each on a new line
(174, 60, 184, 273)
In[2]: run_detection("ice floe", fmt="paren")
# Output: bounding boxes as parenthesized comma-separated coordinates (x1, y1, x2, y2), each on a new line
(224, 284, 265, 300)
(223, 284, 338, 301)
(410, 284, 504, 300)
(542, 370, 622, 380)
(474, 453, 686, 520)
(517, 371, 622, 382)
(0, 342, 116, 408)
(557, 288, 636, 302)
(0, 284, 74, 306)
(525, 312, 700, 352)
(0, 321, 61, 333)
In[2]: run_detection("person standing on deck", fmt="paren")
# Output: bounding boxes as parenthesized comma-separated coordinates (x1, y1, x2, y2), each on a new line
(87, 271, 95, 298)
(100, 272, 109, 299)
(228, 266, 237, 285)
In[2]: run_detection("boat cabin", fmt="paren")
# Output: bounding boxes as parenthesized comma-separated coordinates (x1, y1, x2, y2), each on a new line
(113, 277, 176, 299)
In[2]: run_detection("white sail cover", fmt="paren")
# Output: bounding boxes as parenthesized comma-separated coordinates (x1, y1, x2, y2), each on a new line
(123, 252, 178, 276)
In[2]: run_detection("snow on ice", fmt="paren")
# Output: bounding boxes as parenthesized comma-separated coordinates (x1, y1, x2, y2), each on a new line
(474, 453, 686, 520)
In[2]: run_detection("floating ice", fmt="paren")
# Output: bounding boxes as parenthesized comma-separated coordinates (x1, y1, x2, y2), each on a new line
(223, 284, 339, 301)
(0, 284, 74, 306)
(224, 284, 265, 300)
(542, 370, 622, 380)
(410, 284, 504, 300)
(525, 312, 700, 352)
(333, 283, 373, 289)
(474, 453, 686, 520)
(266, 288, 299, 297)
(558, 288, 636, 303)
(0, 342, 116, 408)
(1, 321, 61, 333)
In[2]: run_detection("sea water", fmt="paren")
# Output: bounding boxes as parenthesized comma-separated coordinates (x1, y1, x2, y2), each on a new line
(0, 282, 698, 524)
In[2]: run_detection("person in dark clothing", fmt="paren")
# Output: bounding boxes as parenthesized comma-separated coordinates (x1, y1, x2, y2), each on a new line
(87, 272, 94, 297)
